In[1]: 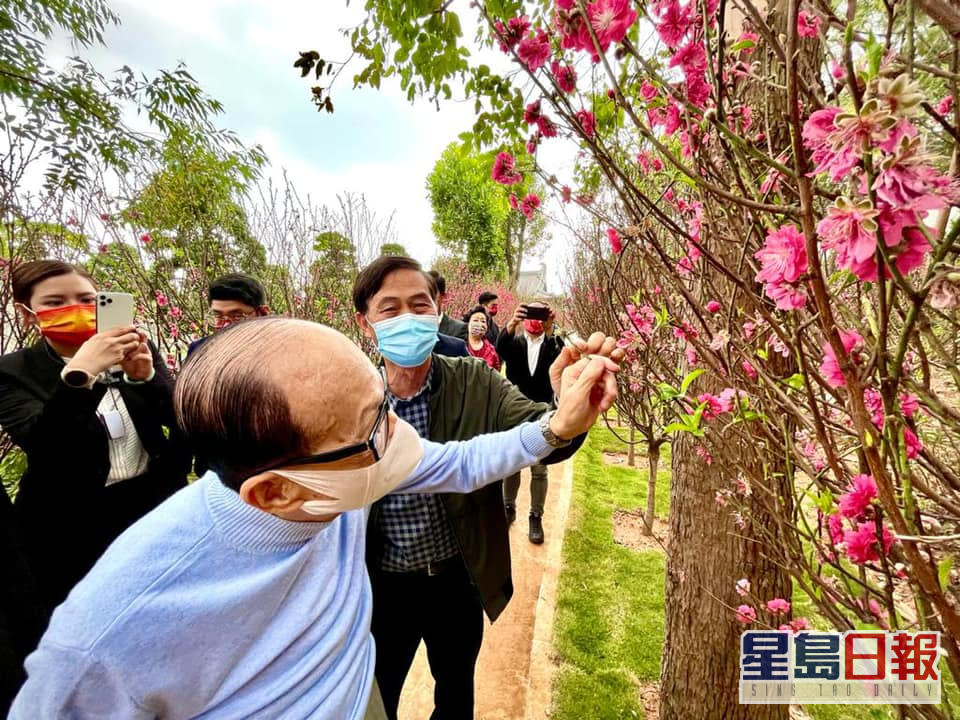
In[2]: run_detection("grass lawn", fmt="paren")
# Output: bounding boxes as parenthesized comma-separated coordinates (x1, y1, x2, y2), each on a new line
(551, 424, 904, 720)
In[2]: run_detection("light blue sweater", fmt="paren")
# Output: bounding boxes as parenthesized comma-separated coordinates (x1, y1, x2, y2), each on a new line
(10, 421, 552, 719)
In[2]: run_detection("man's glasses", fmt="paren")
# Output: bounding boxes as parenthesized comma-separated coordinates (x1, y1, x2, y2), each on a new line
(264, 385, 391, 471)
(211, 311, 255, 327)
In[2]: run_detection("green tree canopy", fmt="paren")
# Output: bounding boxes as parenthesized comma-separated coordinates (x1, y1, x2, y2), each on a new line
(380, 242, 409, 256)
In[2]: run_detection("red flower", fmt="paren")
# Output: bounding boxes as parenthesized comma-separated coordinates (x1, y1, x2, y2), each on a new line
(495, 15, 531, 52)
(520, 193, 541, 219)
(524, 100, 542, 125)
(655, 0, 693, 47)
(575, 109, 596, 138)
(509, 194, 519, 210)
(706, 300, 721, 313)
(140, 233, 152, 244)
(517, 28, 551, 71)
(838, 474, 877, 519)
(491, 152, 522, 185)
(843, 521, 895, 565)
(819, 329, 863, 388)
(588, 0, 638, 51)
(550, 61, 577, 93)
(537, 115, 558, 137)
(607, 228, 623, 254)
(560, 185, 572, 203)
(766, 598, 791, 615)
(797, 10, 821, 38)
(736, 605, 757, 624)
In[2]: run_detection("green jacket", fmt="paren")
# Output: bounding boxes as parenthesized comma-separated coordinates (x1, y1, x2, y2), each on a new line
(366, 354, 584, 622)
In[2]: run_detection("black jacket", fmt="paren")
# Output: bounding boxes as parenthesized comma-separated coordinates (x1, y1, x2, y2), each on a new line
(0, 341, 190, 611)
(485, 318, 501, 345)
(438, 314, 469, 341)
(434, 333, 469, 358)
(496, 330, 564, 404)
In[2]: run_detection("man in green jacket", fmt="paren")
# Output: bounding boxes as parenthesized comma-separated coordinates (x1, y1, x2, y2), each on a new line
(353, 256, 621, 720)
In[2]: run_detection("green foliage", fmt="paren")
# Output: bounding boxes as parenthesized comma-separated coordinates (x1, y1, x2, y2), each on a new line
(1, 445, 26, 500)
(380, 242, 409, 256)
(427, 142, 509, 274)
(0, 0, 254, 188)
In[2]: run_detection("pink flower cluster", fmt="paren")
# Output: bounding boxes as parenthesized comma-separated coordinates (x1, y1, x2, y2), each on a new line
(754, 224, 808, 310)
(491, 152, 522, 185)
(553, 0, 638, 62)
(697, 387, 739, 419)
(863, 388, 923, 458)
(494, 15, 531, 52)
(607, 228, 623, 254)
(519, 193, 541, 219)
(803, 94, 959, 281)
(818, 329, 864, 388)
(650, 0, 712, 108)
(517, 28, 551, 70)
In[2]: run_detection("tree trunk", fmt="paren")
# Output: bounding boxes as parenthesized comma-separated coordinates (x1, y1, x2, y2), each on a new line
(643, 443, 659, 535)
(627, 425, 636, 466)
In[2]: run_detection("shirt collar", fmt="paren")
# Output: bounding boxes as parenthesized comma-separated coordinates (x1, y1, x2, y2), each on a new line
(386, 361, 434, 404)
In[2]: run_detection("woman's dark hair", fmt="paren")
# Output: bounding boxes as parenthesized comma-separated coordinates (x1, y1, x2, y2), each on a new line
(353, 256, 437, 313)
(462, 305, 491, 325)
(209, 273, 266, 308)
(12, 260, 94, 307)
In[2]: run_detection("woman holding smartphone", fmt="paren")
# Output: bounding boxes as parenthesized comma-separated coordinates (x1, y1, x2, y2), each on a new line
(0, 260, 190, 618)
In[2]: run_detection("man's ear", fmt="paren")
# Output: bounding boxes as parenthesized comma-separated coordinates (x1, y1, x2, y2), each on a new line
(356, 311, 375, 340)
(257, 305, 270, 316)
(239, 472, 305, 513)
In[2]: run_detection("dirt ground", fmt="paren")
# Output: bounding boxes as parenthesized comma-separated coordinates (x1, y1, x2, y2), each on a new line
(397, 460, 573, 720)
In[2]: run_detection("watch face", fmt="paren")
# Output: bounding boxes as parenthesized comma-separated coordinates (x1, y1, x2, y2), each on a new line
(65, 369, 91, 387)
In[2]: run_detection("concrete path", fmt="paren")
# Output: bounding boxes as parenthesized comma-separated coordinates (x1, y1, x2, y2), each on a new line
(397, 460, 573, 720)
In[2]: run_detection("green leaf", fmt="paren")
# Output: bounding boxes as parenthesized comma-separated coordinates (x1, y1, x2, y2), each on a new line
(938, 556, 953, 591)
(782, 373, 805, 391)
(816, 488, 835, 514)
(728, 39, 756, 52)
(657, 382, 680, 401)
(679, 368, 705, 395)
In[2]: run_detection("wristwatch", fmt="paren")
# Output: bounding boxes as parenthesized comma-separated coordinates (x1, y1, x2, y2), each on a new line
(60, 366, 96, 389)
(539, 410, 572, 448)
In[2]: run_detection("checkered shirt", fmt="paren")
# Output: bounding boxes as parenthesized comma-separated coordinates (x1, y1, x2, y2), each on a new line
(378, 364, 460, 572)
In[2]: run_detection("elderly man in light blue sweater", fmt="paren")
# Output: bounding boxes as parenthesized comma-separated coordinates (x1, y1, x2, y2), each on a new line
(10, 317, 618, 719)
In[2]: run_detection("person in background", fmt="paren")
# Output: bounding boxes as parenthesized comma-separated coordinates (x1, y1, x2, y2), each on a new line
(427, 270, 469, 341)
(496, 302, 565, 544)
(353, 255, 622, 720)
(185, 273, 269, 358)
(9, 317, 616, 720)
(464, 305, 500, 371)
(477, 291, 501, 344)
(0, 260, 190, 617)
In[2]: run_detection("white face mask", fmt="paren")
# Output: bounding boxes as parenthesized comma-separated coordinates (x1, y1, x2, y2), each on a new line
(272, 417, 424, 515)
(468, 322, 486, 337)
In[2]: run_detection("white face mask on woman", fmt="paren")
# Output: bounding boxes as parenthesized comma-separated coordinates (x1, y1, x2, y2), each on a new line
(468, 322, 486, 337)
(272, 418, 424, 515)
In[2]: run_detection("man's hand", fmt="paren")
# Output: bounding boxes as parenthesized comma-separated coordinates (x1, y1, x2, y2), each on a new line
(550, 357, 618, 439)
(506, 304, 528, 335)
(549, 331, 625, 400)
(543, 308, 556, 336)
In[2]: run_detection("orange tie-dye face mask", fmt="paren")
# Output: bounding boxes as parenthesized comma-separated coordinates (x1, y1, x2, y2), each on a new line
(33, 304, 96, 346)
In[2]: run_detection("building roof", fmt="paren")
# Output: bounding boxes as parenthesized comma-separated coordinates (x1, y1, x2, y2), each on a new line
(516, 263, 548, 297)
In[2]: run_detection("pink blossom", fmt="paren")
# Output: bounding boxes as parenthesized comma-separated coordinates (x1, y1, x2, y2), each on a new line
(517, 28, 552, 70)
(827, 513, 845, 544)
(640, 80, 659, 101)
(698, 389, 735, 419)
(685, 345, 698, 366)
(788, 618, 811, 633)
(155, 291, 168, 307)
(715, 490, 728, 507)
(900, 393, 919, 418)
(685, 74, 711, 108)
(140, 233, 152, 245)
(797, 10, 821, 37)
(838, 474, 877, 519)
(802, 106, 861, 182)
(735, 578, 751, 596)
(520, 193, 541, 219)
(816, 198, 880, 280)
(669, 41, 707, 79)
(509, 194, 519, 210)
(936, 95, 954, 116)
(868, 599, 890, 629)
(492, 152, 522, 185)
(843, 521, 895, 564)
(677, 255, 693, 275)
(656, 0, 693, 47)
(755, 225, 807, 285)
(626, 304, 656, 335)
(523, 100, 542, 125)
(98, 243, 110, 254)
(551, 61, 577, 92)
(743, 321, 756, 339)
(741, 360, 758, 379)
(588, 0, 638, 52)
(537, 115, 558, 137)
(607, 228, 623, 254)
(904, 426, 922, 459)
(99, 213, 110, 221)
(736, 605, 757, 624)
(576, 109, 597, 138)
(766, 598, 791, 615)
(819, 329, 863, 388)
(863, 387, 885, 427)
(561, 185, 572, 203)
(873, 144, 960, 213)
(736, 30, 758, 54)
(706, 300, 721, 313)
(169, 306, 182, 319)
(698, 446, 712, 464)
(663, 102, 682, 136)
(830, 61, 846, 80)
(495, 15, 531, 52)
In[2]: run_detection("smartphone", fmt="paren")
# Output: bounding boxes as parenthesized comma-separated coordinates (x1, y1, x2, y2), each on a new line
(96, 292, 135, 332)
(523, 304, 550, 321)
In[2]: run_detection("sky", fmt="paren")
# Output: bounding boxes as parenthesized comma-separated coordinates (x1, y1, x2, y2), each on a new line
(72, 0, 571, 292)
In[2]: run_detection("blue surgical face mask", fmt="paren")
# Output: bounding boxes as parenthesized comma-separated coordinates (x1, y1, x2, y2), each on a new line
(369, 313, 439, 367)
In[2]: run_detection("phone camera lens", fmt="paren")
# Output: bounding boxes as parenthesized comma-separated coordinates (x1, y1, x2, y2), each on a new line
(107, 298, 113, 303)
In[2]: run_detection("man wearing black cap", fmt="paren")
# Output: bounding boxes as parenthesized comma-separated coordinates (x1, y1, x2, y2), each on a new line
(186, 274, 270, 359)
